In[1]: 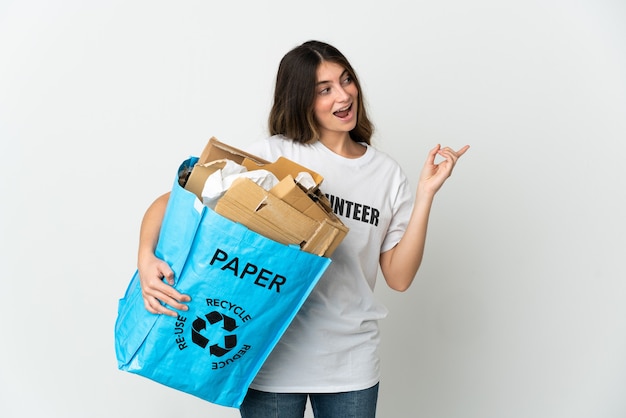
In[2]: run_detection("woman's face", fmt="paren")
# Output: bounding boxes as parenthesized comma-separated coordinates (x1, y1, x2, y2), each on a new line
(313, 61, 358, 140)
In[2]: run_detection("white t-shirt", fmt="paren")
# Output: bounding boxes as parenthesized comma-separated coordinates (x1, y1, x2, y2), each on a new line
(244, 135, 414, 393)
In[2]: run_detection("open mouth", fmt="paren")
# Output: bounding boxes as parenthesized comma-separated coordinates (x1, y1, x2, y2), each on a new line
(333, 104, 352, 119)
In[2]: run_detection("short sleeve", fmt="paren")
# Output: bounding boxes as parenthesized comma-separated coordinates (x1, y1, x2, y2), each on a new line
(380, 175, 413, 253)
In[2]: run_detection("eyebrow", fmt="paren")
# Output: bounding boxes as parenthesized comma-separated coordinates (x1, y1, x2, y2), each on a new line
(316, 69, 350, 86)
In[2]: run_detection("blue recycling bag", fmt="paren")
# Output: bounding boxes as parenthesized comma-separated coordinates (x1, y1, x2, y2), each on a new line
(115, 157, 331, 408)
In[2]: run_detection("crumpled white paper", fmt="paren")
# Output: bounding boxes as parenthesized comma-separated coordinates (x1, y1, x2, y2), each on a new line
(198, 159, 319, 209)
(200, 160, 280, 209)
(294, 172, 316, 190)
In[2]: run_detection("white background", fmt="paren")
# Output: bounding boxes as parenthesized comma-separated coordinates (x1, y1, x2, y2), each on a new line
(1, 1, 625, 417)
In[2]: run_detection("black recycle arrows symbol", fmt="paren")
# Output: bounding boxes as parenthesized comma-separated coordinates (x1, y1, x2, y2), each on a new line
(191, 311, 238, 356)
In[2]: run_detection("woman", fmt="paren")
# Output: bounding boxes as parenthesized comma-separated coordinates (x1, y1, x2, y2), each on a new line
(137, 40, 468, 417)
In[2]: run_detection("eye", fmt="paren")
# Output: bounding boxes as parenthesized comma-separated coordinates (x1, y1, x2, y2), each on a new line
(318, 87, 331, 95)
(341, 75, 353, 85)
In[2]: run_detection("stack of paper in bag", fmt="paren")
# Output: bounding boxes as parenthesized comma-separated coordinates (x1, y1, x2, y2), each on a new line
(182, 137, 348, 257)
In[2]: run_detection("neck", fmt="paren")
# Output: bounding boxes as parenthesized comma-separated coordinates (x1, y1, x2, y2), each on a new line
(319, 134, 366, 159)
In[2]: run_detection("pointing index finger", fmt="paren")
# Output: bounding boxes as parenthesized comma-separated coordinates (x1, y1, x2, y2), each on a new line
(456, 145, 470, 157)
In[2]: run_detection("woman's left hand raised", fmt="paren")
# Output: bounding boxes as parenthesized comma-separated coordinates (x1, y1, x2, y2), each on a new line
(418, 144, 470, 196)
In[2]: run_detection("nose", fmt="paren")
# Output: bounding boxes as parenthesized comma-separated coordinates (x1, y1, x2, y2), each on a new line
(335, 85, 350, 102)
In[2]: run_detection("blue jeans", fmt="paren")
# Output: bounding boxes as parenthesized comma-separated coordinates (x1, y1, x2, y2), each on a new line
(239, 383, 379, 418)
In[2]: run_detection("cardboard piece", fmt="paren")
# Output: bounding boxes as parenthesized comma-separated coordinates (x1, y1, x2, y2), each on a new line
(186, 137, 348, 257)
(184, 160, 228, 200)
(198, 137, 324, 188)
(270, 175, 333, 224)
(216, 177, 348, 257)
(198, 137, 269, 166)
